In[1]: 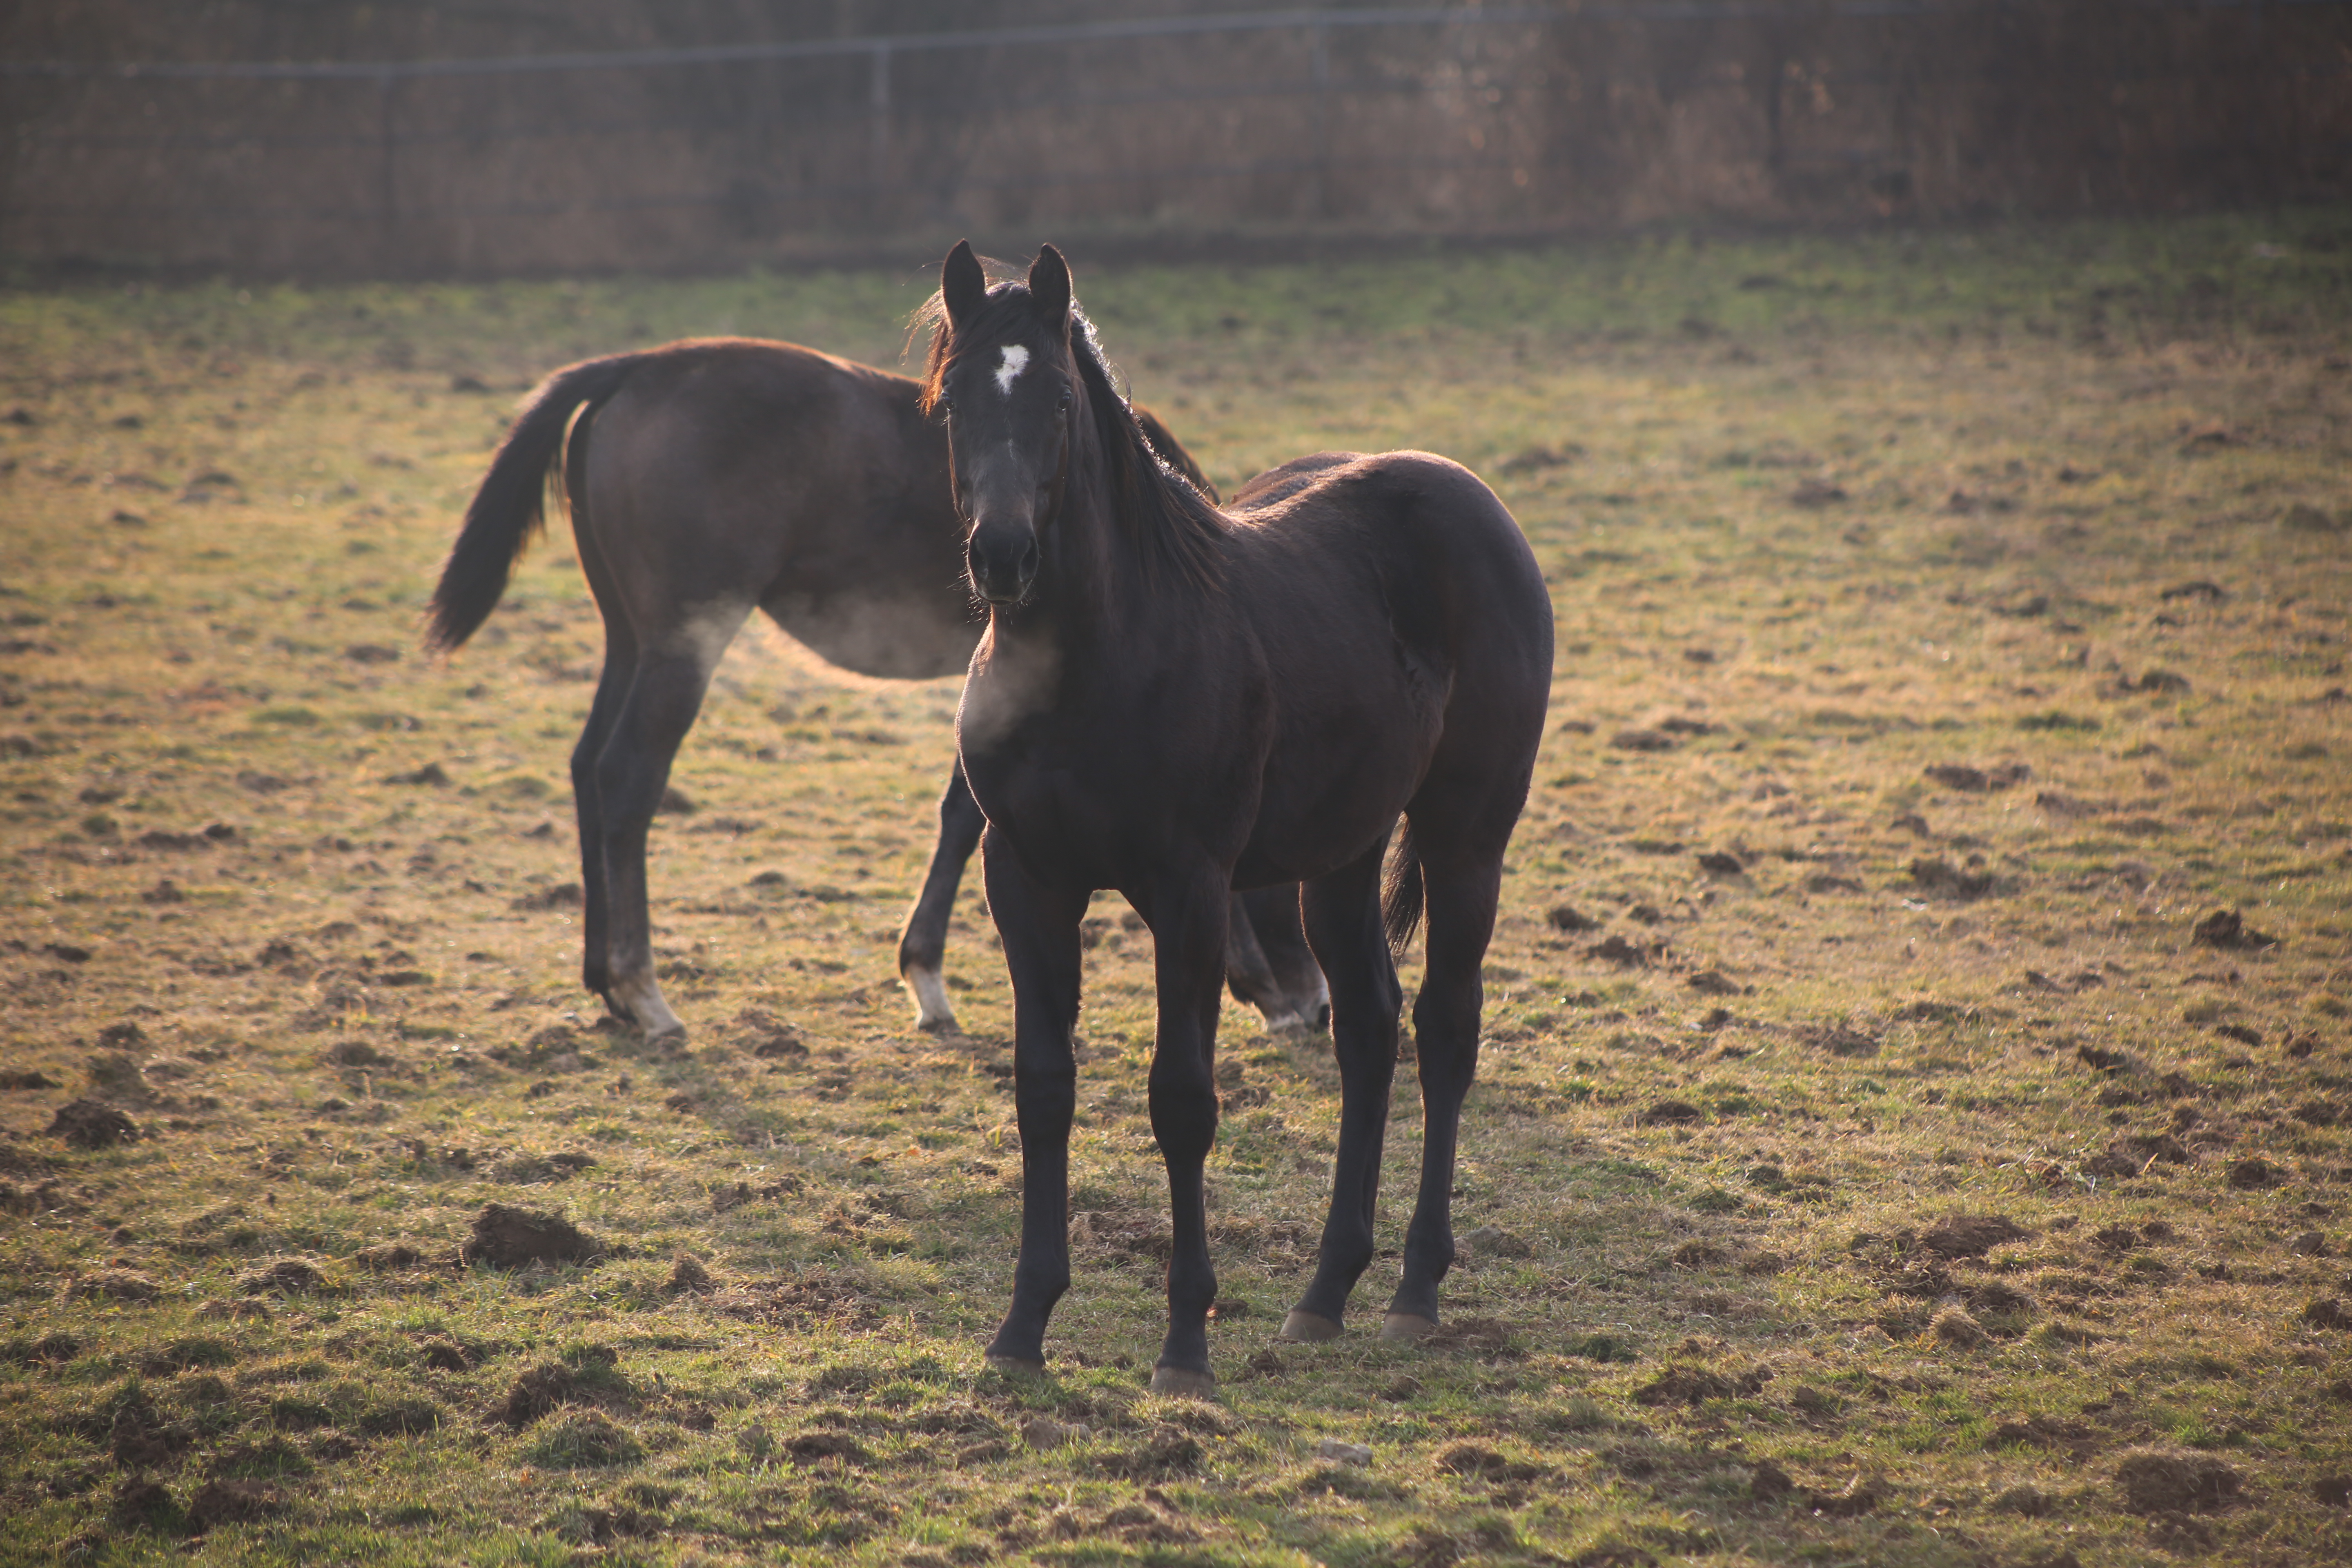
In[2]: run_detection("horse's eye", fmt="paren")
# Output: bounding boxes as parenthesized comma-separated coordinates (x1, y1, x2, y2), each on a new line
(1056, 389, 1072, 412)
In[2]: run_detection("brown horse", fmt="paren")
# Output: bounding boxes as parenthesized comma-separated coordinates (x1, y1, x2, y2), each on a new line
(425, 336, 1328, 1042)
(929, 244, 1551, 1392)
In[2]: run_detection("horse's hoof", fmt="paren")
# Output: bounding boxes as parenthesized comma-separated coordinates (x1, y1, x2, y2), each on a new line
(1278, 1309, 1343, 1343)
(905, 966, 958, 1033)
(984, 1354, 1047, 1379)
(1380, 1312, 1438, 1343)
(1149, 1365, 1217, 1399)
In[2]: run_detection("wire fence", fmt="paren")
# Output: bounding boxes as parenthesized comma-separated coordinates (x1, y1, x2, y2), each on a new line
(3, 1, 2348, 278)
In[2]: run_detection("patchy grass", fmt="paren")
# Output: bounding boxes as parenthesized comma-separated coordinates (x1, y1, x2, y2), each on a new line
(3, 209, 2351, 1566)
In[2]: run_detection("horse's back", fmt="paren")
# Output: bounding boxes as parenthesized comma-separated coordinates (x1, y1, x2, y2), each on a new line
(1225, 450, 1550, 880)
(1234, 450, 1549, 658)
(573, 338, 970, 677)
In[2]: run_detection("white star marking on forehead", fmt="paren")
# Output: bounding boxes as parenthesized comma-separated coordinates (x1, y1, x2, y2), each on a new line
(993, 343, 1030, 394)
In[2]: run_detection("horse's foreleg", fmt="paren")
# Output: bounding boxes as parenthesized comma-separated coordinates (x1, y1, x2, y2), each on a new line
(595, 635, 735, 1045)
(1283, 840, 1401, 1343)
(1384, 852, 1502, 1339)
(980, 829, 1088, 1373)
(1140, 864, 1232, 1395)
(897, 760, 984, 1031)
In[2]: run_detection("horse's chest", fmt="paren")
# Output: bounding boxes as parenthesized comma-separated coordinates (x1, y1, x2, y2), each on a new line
(965, 694, 1261, 882)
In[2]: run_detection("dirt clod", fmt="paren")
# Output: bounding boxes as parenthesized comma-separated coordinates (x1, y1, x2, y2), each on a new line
(238, 1258, 330, 1296)
(461, 1202, 599, 1267)
(665, 1254, 713, 1293)
(186, 1477, 285, 1532)
(354, 1242, 425, 1270)
(2193, 908, 2278, 950)
(1587, 934, 1658, 967)
(1991, 1483, 2052, 1516)
(1931, 1307, 1985, 1347)
(1638, 1100, 1703, 1127)
(2303, 1297, 2351, 1330)
(1918, 1214, 2031, 1258)
(46, 1098, 139, 1148)
(1457, 1224, 1531, 1258)
(72, 1268, 161, 1303)
(1102, 1428, 1203, 1479)
(1631, 1363, 1771, 1406)
(785, 1430, 868, 1463)
(2116, 1450, 2241, 1513)
(1434, 1441, 1545, 1481)
(1924, 762, 2029, 792)
(2227, 1157, 2287, 1190)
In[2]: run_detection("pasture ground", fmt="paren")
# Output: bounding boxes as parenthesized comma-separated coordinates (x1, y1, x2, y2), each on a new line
(2, 213, 2350, 1567)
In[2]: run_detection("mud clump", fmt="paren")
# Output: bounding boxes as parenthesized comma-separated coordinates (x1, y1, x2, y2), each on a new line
(47, 1098, 139, 1149)
(784, 1430, 869, 1463)
(2116, 1451, 2241, 1513)
(1918, 1214, 2032, 1259)
(185, 1477, 285, 1532)
(354, 1242, 425, 1271)
(73, 1268, 162, 1303)
(1932, 1307, 1986, 1347)
(2192, 908, 2278, 951)
(1101, 1428, 1204, 1479)
(501, 1363, 583, 1427)
(1434, 1441, 1547, 1482)
(238, 1258, 332, 1296)
(665, 1254, 713, 1294)
(501, 1345, 630, 1428)
(1631, 1363, 1771, 1406)
(461, 1203, 600, 1267)
(2227, 1157, 2287, 1191)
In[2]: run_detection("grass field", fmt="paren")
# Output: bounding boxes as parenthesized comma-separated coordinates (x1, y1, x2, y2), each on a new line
(3, 211, 2351, 1567)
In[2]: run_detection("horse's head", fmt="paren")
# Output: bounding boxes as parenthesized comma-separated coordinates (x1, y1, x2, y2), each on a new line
(930, 240, 1080, 608)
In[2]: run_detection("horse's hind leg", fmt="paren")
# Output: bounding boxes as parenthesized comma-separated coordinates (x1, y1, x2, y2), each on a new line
(570, 652, 635, 1008)
(595, 615, 748, 1043)
(1239, 884, 1328, 1033)
(1281, 839, 1402, 1342)
(1383, 849, 1505, 1340)
(897, 759, 983, 1032)
(568, 485, 636, 1012)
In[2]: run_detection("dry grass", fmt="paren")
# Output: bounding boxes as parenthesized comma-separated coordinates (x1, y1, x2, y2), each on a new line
(2, 212, 2350, 1566)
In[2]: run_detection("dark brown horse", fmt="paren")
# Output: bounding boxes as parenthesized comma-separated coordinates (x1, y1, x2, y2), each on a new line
(929, 244, 1552, 1394)
(425, 336, 1327, 1042)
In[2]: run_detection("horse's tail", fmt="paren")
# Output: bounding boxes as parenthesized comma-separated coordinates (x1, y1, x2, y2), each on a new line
(424, 354, 639, 653)
(1382, 821, 1425, 952)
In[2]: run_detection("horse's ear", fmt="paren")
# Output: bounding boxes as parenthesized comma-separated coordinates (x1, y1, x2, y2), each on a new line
(1028, 245, 1072, 334)
(942, 240, 986, 329)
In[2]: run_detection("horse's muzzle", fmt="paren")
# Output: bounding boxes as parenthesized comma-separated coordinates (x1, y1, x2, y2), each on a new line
(968, 519, 1039, 606)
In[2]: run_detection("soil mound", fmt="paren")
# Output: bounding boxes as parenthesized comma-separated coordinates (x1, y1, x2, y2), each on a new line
(46, 1098, 139, 1149)
(461, 1203, 599, 1267)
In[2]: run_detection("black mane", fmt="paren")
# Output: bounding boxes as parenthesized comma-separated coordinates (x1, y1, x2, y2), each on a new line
(920, 283, 1227, 591)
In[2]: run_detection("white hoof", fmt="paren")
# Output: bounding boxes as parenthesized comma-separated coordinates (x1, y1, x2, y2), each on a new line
(904, 964, 959, 1033)
(610, 972, 684, 1045)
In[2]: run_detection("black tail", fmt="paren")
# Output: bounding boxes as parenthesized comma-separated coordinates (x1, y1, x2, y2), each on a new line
(424, 354, 639, 653)
(1382, 822, 1424, 953)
